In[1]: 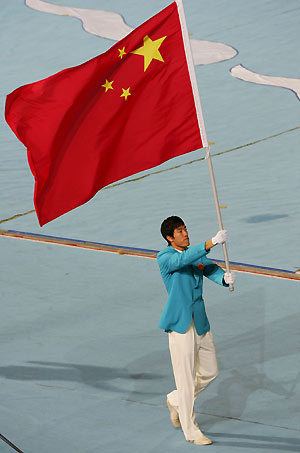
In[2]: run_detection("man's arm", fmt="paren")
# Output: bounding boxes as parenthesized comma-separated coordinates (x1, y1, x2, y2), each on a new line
(158, 230, 228, 274)
(201, 255, 227, 286)
(204, 230, 236, 286)
(157, 243, 208, 274)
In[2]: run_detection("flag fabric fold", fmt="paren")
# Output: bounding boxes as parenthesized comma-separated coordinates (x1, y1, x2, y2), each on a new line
(5, 1, 204, 226)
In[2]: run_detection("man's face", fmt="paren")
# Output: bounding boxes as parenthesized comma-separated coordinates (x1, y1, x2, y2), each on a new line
(167, 225, 190, 251)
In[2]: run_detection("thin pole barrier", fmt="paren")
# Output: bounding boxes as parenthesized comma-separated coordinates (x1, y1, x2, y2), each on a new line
(0, 433, 24, 453)
(1, 229, 300, 281)
(176, 0, 234, 290)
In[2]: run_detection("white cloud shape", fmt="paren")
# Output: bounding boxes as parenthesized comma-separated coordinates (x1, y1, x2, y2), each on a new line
(231, 64, 300, 101)
(25, 0, 237, 66)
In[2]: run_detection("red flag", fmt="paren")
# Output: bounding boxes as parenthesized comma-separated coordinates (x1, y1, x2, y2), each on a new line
(5, 1, 205, 226)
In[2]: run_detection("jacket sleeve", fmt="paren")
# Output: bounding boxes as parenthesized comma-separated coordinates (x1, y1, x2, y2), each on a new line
(157, 243, 208, 274)
(202, 255, 228, 286)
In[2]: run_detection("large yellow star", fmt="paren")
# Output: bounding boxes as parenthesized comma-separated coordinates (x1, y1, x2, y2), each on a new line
(120, 87, 131, 101)
(101, 80, 114, 92)
(131, 35, 167, 71)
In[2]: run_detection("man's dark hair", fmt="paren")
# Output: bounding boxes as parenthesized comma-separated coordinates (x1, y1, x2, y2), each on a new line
(161, 216, 185, 245)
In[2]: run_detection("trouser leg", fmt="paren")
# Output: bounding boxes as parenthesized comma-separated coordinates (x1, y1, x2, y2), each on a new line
(194, 330, 219, 399)
(167, 323, 219, 441)
(167, 321, 202, 440)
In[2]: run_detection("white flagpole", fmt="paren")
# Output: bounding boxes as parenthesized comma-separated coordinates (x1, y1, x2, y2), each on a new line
(176, 0, 234, 291)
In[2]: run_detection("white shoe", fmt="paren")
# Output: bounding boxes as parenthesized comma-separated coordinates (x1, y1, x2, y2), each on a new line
(188, 434, 213, 445)
(166, 398, 181, 428)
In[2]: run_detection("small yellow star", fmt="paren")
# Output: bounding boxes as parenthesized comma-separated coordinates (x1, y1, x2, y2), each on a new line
(120, 88, 131, 101)
(118, 47, 127, 59)
(101, 80, 114, 92)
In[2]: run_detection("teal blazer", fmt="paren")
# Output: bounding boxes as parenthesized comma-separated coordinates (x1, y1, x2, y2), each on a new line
(157, 243, 227, 335)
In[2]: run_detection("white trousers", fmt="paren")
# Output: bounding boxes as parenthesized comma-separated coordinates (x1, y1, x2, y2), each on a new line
(167, 319, 219, 440)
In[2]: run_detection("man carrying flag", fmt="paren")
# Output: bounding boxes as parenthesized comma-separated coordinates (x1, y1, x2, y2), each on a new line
(157, 217, 236, 445)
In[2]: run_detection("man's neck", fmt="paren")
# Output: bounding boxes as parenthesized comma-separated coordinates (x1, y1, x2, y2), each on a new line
(171, 245, 187, 252)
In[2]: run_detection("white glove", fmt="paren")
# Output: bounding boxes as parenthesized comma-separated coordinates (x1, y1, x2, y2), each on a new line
(224, 271, 236, 285)
(212, 230, 227, 245)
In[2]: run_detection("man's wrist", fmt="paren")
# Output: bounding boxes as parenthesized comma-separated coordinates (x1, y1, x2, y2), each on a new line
(222, 276, 229, 287)
(205, 239, 215, 251)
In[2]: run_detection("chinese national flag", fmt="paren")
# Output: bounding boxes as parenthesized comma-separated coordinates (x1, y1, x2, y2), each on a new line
(5, 1, 205, 226)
